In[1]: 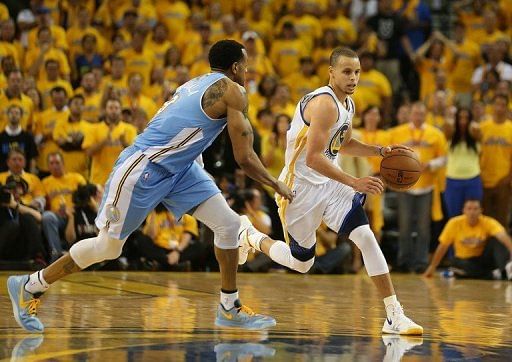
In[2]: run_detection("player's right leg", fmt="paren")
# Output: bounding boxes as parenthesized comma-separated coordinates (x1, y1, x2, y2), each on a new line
(191, 193, 276, 330)
(7, 147, 161, 332)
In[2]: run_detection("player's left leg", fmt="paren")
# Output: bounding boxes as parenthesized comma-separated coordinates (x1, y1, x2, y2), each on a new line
(324, 190, 423, 335)
(165, 162, 276, 330)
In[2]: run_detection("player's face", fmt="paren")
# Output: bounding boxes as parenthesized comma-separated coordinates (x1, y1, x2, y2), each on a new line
(232, 49, 248, 87)
(329, 56, 360, 95)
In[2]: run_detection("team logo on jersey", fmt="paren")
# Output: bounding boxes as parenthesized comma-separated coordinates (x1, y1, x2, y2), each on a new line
(106, 204, 121, 223)
(326, 123, 349, 159)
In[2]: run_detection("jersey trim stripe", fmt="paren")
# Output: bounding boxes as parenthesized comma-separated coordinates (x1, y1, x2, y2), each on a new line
(147, 127, 202, 162)
(105, 153, 146, 229)
(280, 125, 308, 244)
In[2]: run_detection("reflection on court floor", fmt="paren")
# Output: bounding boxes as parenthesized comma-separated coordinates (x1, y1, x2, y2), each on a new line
(1, 272, 511, 361)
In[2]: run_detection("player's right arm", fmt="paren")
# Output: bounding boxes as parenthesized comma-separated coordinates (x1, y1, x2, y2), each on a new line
(224, 82, 293, 202)
(304, 95, 383, 194)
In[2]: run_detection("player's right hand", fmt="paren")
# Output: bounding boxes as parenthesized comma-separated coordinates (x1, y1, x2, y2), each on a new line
(275, 180, 294, 202)
(353, 176, 384, 195)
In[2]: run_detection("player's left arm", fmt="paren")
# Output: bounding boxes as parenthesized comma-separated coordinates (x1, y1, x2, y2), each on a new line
(340, 125, 410, 157)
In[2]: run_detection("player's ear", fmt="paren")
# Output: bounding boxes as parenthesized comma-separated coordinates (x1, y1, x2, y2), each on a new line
(232, 62, 238, 74)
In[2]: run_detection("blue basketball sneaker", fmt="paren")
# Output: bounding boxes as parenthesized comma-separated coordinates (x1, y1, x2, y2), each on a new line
(215, 299, 276, 330)
(7, 275, 44, 333)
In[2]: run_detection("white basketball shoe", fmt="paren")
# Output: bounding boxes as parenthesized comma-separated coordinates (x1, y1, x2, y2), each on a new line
(382, 303, 423, 335)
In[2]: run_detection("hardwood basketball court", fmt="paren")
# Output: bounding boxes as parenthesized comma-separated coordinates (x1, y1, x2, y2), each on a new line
(1, 272, 511, 361)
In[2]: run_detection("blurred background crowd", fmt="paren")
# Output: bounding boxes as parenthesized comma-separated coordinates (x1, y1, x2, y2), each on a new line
(0, 0, 511, 277)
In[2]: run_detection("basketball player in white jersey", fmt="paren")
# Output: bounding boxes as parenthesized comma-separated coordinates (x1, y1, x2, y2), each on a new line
(238, 47, 423, 335)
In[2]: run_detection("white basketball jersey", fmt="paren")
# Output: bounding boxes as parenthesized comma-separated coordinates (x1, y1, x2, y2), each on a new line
(279, 86, 355, 186)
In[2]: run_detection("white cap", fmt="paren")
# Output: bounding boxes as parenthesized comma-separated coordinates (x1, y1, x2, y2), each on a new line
(242, 31, 258, 41)
(17, 9, 36, 24)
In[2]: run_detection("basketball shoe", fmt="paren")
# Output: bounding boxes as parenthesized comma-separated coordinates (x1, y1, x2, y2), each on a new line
(11, 336, 44, 360)
(238, 215, 258, 265)
(382, 303, 423, 335)
(7, 275, 44, 333)
(215, 299, 276, 330)
(214, 343, 276, 359)
(382, 335, 423, 362)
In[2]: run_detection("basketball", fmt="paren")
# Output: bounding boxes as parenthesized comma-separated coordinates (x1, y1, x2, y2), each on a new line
(380, 148, 421, 190)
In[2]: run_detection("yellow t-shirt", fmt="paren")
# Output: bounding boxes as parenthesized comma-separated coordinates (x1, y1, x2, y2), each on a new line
(320, 15, 356, 45)
(114, 0, 157, 26)
(270, 38, 308, 77)
(144, 212, 198, 250)
(0, 3, 9, 21)
(119, 48, 156, 86)
(36, 107, 70, 172)
(459, 12, 486, 44)
(439, 215, 504, 259)
(146, 39, 172, 69)
(425, 112, 446, 130)
(155, 1, 190, 42)
(24, 47, 71, 79)
(74, 90, 102, 123)
(388, 124, 447, 190)
(446, 142, 480, 179)
(312, 47, 332, 83)
(353, 69, 392, 114)
(36, 78, 74, 110)
(82, 121, 138, 185)
(479, 119, 512, 188)
(66, 26, 107, 59)
(283, 73, 322, 103)
(0, 91, 34, 131)
(276, 15, 321, 51)
(102, 75, 128, 96)
(52, 118, 91, 178)
(0, 171, 45, 206)
(446, 38, 482, 93)
(120, 94, 158, 119)
(28, 25, 68, 51)
(42, 173, 87, 212)
(416, 57, 447, 100)
(0, 42, 20, 66)
(189, 59, 211, 79)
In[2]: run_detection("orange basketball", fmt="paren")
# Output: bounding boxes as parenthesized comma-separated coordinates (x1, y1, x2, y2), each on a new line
(380, 148, 421, 191)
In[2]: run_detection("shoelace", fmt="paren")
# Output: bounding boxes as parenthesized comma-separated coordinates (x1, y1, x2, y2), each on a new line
(27, 298, 41, 316)
(238, 304, 255, 316)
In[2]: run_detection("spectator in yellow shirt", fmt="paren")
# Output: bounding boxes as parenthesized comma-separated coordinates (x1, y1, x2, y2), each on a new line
(312, 29, 341, 82)
(74, 71, 102, 123)
(147, 22, 172, 69)
(53, 94, 90, 178)
(276, 0, 321, 52)
(28, 7, 68, 51)
(389, 102, 447, 273)
(119, 28, 156, 86)
(353, 52, 392, 122)
(269, 83, 295, 118)
(283, 56, 321, 103)
(156, 0, 191, 42)
(102, 56, 128, 97)
(82, 98, 137, 185)
(242, 31, 274, 83)
(41, 152, 86, 261)
(211, 14, 241, 44)
(37, 59, 74, 110)
(424, 199, 512, 280)
(66, 5, 106, 60)
(121, 72, 158, 119)
(25, 27, 70, 81)
(35, 87, 69, 177)
(0, 69, 34, 131)
(0, 148, 46, 211)
(413, 34, 448, 101)
(424, 69, 455, 112)
(474, 94, 512, 227)
(270, 22, 308, 77)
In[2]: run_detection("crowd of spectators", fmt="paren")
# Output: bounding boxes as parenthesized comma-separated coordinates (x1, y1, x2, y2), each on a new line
(0, 0, 511, 279)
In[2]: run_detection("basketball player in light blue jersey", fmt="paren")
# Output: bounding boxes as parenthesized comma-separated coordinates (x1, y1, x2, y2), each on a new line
(7, 40, 293, 332)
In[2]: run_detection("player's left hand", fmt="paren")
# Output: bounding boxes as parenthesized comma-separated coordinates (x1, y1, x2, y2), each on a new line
(380, 144, 413, 156)
(275, 180, 294, 202)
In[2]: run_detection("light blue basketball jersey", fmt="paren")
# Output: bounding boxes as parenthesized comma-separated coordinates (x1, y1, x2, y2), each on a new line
(134, 72, 228, 173)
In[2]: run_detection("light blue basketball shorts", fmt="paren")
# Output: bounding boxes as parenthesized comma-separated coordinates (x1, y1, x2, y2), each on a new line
(96, 145, 220, 240)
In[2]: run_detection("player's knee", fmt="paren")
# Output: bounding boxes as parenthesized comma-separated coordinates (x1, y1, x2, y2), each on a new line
(213, 209, 240, 249)
(291, 257, 315, 273)
(96, 232, 125, 260)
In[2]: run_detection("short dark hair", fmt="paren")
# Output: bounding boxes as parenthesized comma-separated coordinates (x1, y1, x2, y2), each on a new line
(494, 93, 509, 104)
(69, 94, 85, 104)
(44, 59, 59, 68)
(208, 40, 245, 71)
(50, 86, 67, 96)
(330, 47, 358, 66)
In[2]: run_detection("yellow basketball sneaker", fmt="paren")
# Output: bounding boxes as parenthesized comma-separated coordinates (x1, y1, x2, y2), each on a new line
(7, 275, 44, 333)
(382, 303, 423, 335)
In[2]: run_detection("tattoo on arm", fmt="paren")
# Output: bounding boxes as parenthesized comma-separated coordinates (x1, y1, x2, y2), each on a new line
(201, 78, 228, 109)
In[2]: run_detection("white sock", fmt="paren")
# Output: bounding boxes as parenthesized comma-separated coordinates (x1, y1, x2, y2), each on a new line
(220, 290, 239, 310)
(384, 295, 399, 316)
(24, 270, 50, 295)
